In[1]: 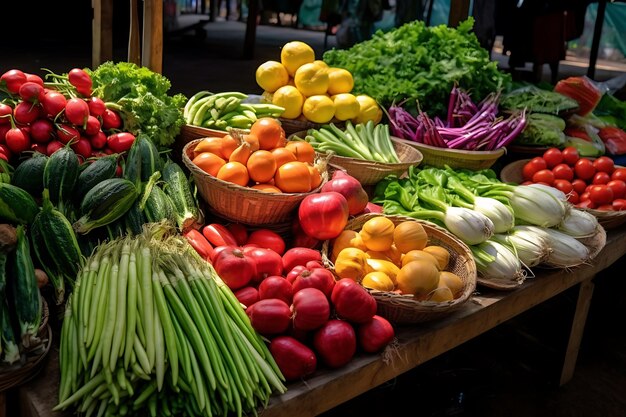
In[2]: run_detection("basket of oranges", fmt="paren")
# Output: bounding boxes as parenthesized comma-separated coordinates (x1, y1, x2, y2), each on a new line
(182, 118, 329, 226)
(321, 213, 477, 324)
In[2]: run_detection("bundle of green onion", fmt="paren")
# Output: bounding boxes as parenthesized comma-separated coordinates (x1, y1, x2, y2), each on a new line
(54, 223, 286, 417)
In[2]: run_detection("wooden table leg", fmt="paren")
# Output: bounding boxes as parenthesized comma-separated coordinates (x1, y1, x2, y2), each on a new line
(560, 278, 595, 386)
(0, 391, 6, 417)
(142, 0, 163, 73)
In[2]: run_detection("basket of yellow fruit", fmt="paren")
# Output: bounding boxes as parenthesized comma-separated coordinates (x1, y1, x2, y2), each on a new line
(255, 40, 383, 136)
(322, 213, 477, 324)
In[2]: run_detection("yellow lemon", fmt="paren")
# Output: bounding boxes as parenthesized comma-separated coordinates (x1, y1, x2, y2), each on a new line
(261, 91, 274, 103)
(313, 60, 329, 68)
(354, 94, 383, 124)
(302, 95, 335, 124)
(280, 41, 316, 76)
(331, 93, 360, 121)
(272, 85, 305, 119)
(327, 67, 354, 95)
(255, 60, 289, 93)
(294, 63, 329, 97)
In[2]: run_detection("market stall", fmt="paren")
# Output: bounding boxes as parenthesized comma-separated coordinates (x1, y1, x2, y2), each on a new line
(2, 14, 626, 417)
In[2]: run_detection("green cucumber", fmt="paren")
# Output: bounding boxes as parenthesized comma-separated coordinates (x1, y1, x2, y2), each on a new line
(43, 146, 80, 210)
(1, 299, 20, 364)
(74, 178, 139, 234)
(0, 182, 40, 225)
(143, 184, 174, 224)
(75, 154, 118, 202)
(11, 152, 48, 198)
(9, 225, 42, 348)
(124, 200, 146, 236)
(161, 160, 199, 232)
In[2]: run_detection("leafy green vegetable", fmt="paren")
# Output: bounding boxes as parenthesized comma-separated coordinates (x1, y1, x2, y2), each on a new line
(500, 84, 579, 115)
(323, 18, 511, 118)
(515, 113, 566, 147)
(88, 62, 187, 148)
(593, 94, 626, 130)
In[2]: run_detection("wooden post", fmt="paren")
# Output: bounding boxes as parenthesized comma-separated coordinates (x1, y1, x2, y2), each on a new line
(128, 0, 141, 65)
(587, 0, 607, 80)
(243, 0, 259, 59)
(0, 391, 6, 417)
(142, 0, 163, 73)
(448, 0, 470, 28)
(92, 0, 114, 68)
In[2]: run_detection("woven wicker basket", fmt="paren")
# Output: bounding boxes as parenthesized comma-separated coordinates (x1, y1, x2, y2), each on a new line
(322, 213, 477, 324)
(279, 117, 345, 136)
(290, 131, 423, 185)
(182, 138, 328, 226)
(0, 297, 51, 392)
(393, 138, 505, 170)
(500, 158, 626, 230)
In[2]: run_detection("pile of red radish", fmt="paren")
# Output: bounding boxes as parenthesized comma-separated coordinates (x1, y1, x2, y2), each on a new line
(521, 147, 626, 211)
(0, 68, 135, 163)
(183, 220, 395, 381)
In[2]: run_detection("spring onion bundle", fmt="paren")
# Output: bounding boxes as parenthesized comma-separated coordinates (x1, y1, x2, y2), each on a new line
(54, 223, 286, 417)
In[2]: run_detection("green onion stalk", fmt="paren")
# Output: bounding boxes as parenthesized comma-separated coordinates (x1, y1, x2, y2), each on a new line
(54, 222, 286, 417)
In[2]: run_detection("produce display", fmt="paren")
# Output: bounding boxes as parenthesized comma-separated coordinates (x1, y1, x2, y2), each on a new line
(255, 40, 383, 125)
(1, 16, 624, 417)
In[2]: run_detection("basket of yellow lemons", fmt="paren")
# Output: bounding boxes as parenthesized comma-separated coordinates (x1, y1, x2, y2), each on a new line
(255, 40, 383, 135)
(321, 213, 477, 324)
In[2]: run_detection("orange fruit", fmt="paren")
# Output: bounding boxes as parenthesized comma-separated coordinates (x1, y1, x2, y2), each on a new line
(251, 183, 282, 193)
(217, 161, 250, 187)
(274, 161, 312, 193)
(192, 152, 226, 177)
(309, 164, 322, 189)
(249, 117, 285, 151)
(271, 146, 297, 168)
(285, 140, 315, 164)
(247, 150, 277, 183)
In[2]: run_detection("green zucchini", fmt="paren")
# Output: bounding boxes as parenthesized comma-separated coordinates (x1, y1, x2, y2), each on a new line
(74, 178, 139, 234)
(9, 224, 41, 348)
(0, 159, 12, 184)
(43, 145, 80, 210)
(0, 182, 40, 225)
(124, 134, 163, 186)
(74, 154, 118, 202)
(11, 152, 48, 198)
(1, 299, 20, 364)
(161, 159, 199, 232)
(124, 200, 147, 236)
(29, 213, 66, 305)
(32, 190, 83, 299)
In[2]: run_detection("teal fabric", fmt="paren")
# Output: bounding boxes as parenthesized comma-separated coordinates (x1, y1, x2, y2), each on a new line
(572, 2, 626, 57)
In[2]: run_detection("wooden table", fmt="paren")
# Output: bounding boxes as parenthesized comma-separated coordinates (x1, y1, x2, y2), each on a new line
(15, 226, 626, 417)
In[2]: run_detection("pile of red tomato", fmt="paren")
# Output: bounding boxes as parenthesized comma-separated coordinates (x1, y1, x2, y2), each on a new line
(522, 146, 626, 211)
(0, 68, 135, 163)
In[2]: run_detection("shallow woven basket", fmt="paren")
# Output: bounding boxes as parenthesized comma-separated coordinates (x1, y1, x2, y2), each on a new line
(290, 131, 423, 185)
(322, 213, 477, 325)
(0, 297, 51, 392)
(393, 138, 505, 170)
(279, 117, 345, 136)
(500, 158, 626, 230)
(182, 138, 328, 226)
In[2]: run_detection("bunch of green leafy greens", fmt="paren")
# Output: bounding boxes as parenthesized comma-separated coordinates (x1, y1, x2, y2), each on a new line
(593, 94, 626, 130)
(500, 83, 579, 115)
(88, 61, 187, 148)
(323, 18, 511, 118)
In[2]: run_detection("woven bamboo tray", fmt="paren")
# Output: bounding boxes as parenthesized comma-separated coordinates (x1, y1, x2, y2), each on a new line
(290, 131, 423, 186)
(0, 297, 51, 392)
(322, 213, 477, 325)
(500, 158, 626, 230)
(393, 138, 505, 170)
(182, 138, 328, 226)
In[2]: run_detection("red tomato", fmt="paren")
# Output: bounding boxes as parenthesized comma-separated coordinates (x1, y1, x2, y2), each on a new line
(607, 180, 626, 199)
(532, 169, 555, 185)
(576, 200, 596, 209)
(571, 178, 587, 195)
(561, 146, 580, 166)
(522, 157, 547, 181)
(551, 163, 574, 181)
(580, 191, 591, 202)
(592, 156, 615, 174)
(553, 179, 573, 195)
(567, 190, 579, 204)
(588, 184, 614, 205)
(542, 147, 563, 168)
(246, 229, 286, 255)
(574, 158, 596, 181)
(611, 168, 626, 182)
(596, 204, 614, 211)
(612, 199, 626, 211)
(592, 171, 611, 185)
